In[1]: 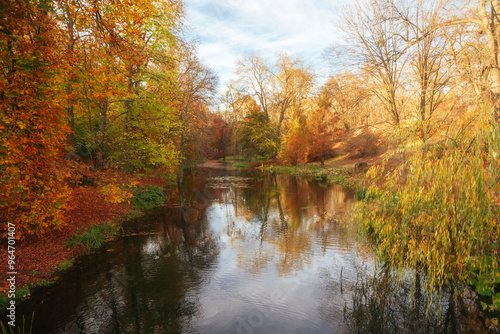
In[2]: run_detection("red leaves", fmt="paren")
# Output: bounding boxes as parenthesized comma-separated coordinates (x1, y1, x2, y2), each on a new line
(0, 0, 71, 239)
(0, 168, 170, 294)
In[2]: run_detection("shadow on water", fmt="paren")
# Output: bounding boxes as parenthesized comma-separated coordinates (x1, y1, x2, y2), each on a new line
(341, 266, 493, 334)
(9, 164, 495, 333)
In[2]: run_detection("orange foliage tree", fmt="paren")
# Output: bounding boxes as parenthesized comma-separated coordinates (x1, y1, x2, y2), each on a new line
(306, 107, 338, 166)
(280, 126, 308, 168)
(0, 0, 70, 237)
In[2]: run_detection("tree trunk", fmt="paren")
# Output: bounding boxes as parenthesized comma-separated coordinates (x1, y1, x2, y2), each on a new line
(96, 100, 108, 170)
(66, 83, 75, 147)
(122, 98, 131, 167)
(177, 133, 184, 203)
(487, 67, 500, 124)
(122, 69, 134, 168)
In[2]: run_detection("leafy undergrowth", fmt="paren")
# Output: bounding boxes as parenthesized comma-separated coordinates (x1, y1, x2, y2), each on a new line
(0, 169, 170, 297)
(131, 185, 166, 211)
(66, 221, 122, 251)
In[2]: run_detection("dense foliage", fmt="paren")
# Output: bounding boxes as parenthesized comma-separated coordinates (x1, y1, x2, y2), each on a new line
(240, 106, 280, 159)
(0, 0, 215, 238)
(0, 0, 71, 236)
(353, 111, 500, 312)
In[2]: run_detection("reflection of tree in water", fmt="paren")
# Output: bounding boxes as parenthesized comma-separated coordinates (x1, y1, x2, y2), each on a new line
(54, 202, 219, 334)
(227, 173, 356, 276)
(342, 267, 490, 334)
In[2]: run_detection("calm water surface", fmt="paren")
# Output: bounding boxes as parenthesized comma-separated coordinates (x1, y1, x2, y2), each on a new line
(13, 166, 489, 333)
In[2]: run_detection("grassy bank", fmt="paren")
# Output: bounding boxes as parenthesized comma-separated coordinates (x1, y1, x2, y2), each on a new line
(225, 154, 368, 192)
(262, 164, 362, 191)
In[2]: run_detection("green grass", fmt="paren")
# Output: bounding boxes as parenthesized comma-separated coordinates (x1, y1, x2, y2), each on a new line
(131, 185, 166, 211)
(57, 259, 74, 271)
(231, 162, 251, 169)
(1, 313, 34, 334)
(66, 221, 121, 251)
(34, 279, 56, 288)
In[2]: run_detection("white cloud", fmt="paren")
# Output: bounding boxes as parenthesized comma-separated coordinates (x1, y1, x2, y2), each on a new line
(184, 0, 344, 92)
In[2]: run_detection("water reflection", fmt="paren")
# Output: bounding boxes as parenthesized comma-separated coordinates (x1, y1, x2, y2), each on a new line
(342, 267, 491, 334)
(12, 166, 491, 333)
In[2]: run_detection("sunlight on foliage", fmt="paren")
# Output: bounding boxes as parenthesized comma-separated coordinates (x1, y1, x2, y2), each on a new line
(98, 184, 134, 204)
(353, 110, 500, 312)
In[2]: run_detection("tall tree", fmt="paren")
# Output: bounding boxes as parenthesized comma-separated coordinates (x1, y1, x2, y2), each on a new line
(321, 71, 369, 132)
(389, 0, 451, 141)
(271, 53, 315, 135)
(235, 53, 272, 117)
(340, 0, 409, 125)
(0, 0, 70, 237)
(220, 83, 247, 157)
(240, 98, 279, 158)
(176, 45, 218, 196)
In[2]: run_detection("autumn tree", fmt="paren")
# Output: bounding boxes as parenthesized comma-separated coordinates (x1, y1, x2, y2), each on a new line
(339, 0, 408, 125)
(379, 0, 500, 122)
(240, 98, 279, 158)
(381, 0, 452, 141)
(220, 84, 251, 157)
(306, 107, 338, 166)
(320, 71, 369, 132)
(279, 119, 309, 169)
(176, 44, 218, 194)
(0, 0, 70, 237)
(210, 113, 231, 160)
(270, 53, 315, 135)
(235, 53, 272, 117)
(454, 0, 500, 122)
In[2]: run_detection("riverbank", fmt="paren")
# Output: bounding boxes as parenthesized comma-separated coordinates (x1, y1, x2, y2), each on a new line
(0, 169, 173, 308)
(225, 150, 391, 194)
(225, 130, 500, 328)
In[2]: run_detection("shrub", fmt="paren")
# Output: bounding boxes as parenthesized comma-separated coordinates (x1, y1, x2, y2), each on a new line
(131, 185, 166, 211)
(67, 222, 121, 250)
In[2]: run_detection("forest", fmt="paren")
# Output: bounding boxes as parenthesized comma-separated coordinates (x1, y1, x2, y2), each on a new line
(0, 0, 499, 329)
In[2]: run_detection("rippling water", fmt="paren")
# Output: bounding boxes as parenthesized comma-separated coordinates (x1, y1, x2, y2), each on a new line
(12, 166, 490, 333)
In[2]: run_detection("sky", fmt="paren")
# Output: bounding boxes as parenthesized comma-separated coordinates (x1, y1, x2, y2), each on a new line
(183, 0, 345, 94)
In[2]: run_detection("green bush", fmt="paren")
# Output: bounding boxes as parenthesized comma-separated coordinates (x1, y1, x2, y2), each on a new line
(67, 222, 121, 250)
(131, 185, 166, 211)
(58, 259, 74, 271)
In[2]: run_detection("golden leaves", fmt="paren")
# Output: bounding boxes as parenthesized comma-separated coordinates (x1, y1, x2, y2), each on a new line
(352, 110, 500, 311)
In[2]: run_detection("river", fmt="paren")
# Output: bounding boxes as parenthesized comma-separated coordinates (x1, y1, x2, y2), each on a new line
(13, 164, 489, 333)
